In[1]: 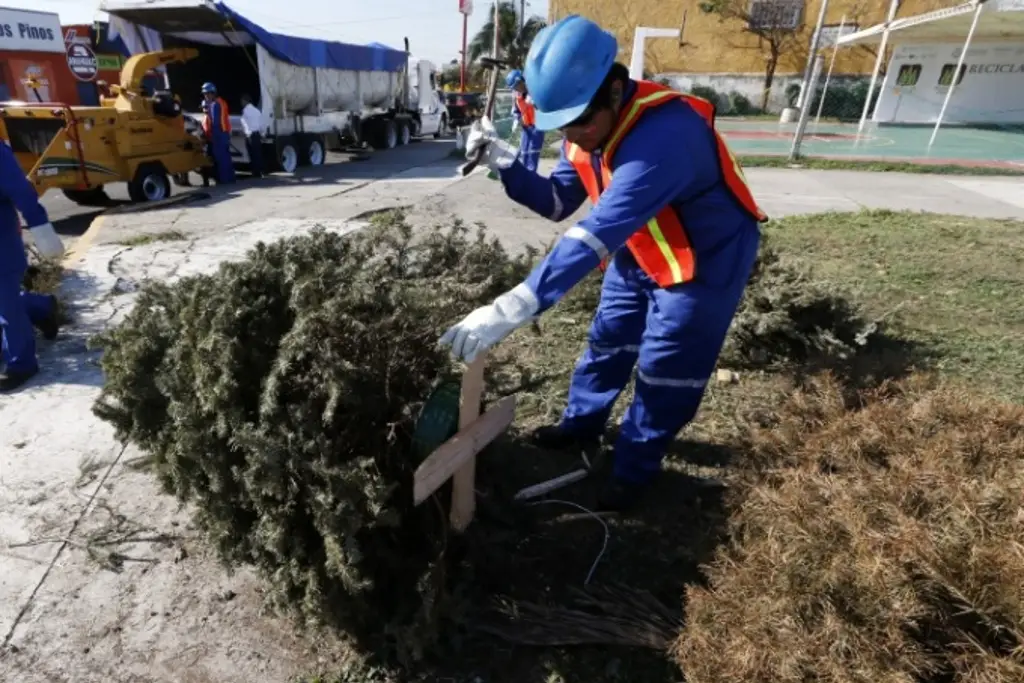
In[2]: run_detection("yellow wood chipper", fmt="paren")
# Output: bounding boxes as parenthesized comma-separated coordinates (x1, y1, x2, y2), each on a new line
(0, 48, 211, 206)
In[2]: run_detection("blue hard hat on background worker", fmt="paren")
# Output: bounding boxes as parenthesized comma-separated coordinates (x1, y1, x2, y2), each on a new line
(442, 14, 767, 511)
(504, 69, 524, 89)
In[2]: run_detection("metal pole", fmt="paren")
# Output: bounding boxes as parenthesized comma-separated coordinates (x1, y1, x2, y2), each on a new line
(789, 54, 824, 160)
(460, 12, 468, 90)
(796, 0, 831, 110)
(857, 0, 900, 135)
(520, 0, 525, 33)
(928, 0, 985, 149)
(789, 0, 830, 161)
(815, 14, 845, 126)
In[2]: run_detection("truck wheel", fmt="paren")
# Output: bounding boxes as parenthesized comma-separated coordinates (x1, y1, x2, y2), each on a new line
(62, 187, 112, 207)
(305, 137, 326, 166)
(128, 165, 170, 203)
(278, 142, 299, 173)
(397, 121, 411, 146)
(370, 120, 398, 150)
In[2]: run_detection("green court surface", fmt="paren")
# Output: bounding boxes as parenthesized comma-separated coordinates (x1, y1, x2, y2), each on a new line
(717, 119, 1024, 168)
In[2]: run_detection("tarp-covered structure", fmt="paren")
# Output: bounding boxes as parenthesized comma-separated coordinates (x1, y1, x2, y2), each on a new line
(101, 0, 407, 72)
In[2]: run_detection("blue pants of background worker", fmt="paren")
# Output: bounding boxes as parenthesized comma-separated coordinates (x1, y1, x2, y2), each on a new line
(518, 126, 545, 172)
(0, 266, 57, 376)
(558, 238, 757, 485)
(210, 133, 236, 184)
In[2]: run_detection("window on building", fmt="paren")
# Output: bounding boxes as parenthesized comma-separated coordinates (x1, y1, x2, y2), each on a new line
(896, 64, 922, 86)
(938, 63, 965, 86)
(815, 22, 859, 48)
(748, 0, 804, 30)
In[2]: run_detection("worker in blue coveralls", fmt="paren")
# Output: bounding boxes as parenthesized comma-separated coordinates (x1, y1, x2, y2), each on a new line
(201, 82, 236, 185)
(506, 69, 544, 172)
(0, 141, 64, 392)
(439, 14, 767, 511)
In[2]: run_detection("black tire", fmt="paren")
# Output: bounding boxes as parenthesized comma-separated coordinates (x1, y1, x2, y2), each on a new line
(277, 140, 300, 173)
(305, 136, 326, 166)
(62, 187, 112, 207)
(127, 165, 171, 203)
(396, 121, 411, 146)
(370, 120, 398, 150)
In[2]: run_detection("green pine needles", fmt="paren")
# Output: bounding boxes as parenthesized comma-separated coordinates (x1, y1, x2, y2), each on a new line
(90, 212, 533, 659)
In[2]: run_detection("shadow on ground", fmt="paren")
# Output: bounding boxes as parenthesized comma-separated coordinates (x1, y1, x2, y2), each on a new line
(368, 436, 736, 683)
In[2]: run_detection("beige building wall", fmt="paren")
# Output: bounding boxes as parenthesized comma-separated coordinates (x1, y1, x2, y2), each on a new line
(547, 0, 964, 77)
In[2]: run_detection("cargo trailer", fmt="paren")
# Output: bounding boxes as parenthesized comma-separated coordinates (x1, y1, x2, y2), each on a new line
(99, 0, 448, 173)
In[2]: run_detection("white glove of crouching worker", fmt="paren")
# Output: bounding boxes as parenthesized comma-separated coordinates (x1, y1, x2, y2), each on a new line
(26, 222, 65, 260)
(439, 283, 539, 363)
(464, 116, 517, 172)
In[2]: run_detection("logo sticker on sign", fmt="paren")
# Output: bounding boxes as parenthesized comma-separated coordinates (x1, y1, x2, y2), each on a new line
(67, 43, 98, 82)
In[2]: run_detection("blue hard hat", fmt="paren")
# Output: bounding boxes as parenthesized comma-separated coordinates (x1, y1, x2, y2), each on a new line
(201, 82, 217, 94)
(524, 15, 618, 130)
(505, 69, 524, 89)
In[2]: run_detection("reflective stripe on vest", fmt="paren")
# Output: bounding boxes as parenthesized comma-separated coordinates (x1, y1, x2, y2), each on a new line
(203, 97, 232, 136)
(515, 93, 537, 128)
(564, 80, 767, 288)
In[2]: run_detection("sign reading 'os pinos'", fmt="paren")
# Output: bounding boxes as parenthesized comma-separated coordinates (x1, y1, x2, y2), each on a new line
(0, 7, 63, 54)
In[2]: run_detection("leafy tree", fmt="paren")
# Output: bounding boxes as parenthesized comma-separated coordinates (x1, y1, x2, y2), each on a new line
(468, 1, 546, 70)
(699, 0, 806, 110)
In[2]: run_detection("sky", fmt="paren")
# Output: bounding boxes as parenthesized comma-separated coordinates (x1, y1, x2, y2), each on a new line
(8, 0, 549, 64)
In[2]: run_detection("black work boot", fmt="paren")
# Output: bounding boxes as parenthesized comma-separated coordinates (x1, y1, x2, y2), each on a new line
(0, 366, 39, 392)
(595, 477, 648, 513)
(32, 295, 60, 341)
(531, 424, 601, 455)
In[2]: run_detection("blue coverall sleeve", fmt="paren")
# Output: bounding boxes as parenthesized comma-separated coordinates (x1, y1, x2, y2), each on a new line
(498, 146, 589, 222)
(522, 101, 721, 313)
(210, 101, 223, 134)
(0, 143, 49, 228)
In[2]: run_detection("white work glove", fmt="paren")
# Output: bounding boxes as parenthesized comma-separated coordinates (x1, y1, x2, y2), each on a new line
(465, 116, 517, 172)
(26, 222, 65, 260)
(439, 283, 539, 363)
(511, 118, 520, 134)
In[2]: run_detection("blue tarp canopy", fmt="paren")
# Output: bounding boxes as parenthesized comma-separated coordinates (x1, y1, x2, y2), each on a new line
(101, 0, 407, 72)
(213, 3, 406, 72)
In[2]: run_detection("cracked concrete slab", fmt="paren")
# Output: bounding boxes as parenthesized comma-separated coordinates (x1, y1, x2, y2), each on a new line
(3, 142, 1023, 681)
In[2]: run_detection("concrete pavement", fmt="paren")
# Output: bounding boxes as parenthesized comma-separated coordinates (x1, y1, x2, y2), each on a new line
(2, 142, 1023, 682)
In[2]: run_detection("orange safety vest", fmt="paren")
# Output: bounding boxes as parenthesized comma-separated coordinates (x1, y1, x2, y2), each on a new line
(565, 80, 767, 288)
(202, 96, 232, 136)
(514, 92, 536, 128)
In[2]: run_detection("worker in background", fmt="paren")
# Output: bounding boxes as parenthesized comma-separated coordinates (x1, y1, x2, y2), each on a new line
(440, 15, 766, 511)
(197, 100, 214, 188)
(0, 141, 64, 392)
(506, 69, 544, 172)
(239, 94, 265, 178)
(201, 82, 236, 185)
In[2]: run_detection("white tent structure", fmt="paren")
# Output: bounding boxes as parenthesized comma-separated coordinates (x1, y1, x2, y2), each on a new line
(836, 0, 1024, 148)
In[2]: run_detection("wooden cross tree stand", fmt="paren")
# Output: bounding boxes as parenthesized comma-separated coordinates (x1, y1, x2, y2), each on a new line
(412, 353, 516, 531)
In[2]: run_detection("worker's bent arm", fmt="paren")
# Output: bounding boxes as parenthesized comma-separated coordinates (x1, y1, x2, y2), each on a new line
(499, 146, 588, 222)
(520, 101, 720, 313)
(0, 143, 49, 228)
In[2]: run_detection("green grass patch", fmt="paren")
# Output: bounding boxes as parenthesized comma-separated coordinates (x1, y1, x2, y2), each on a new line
(116, 230, 189, 247)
